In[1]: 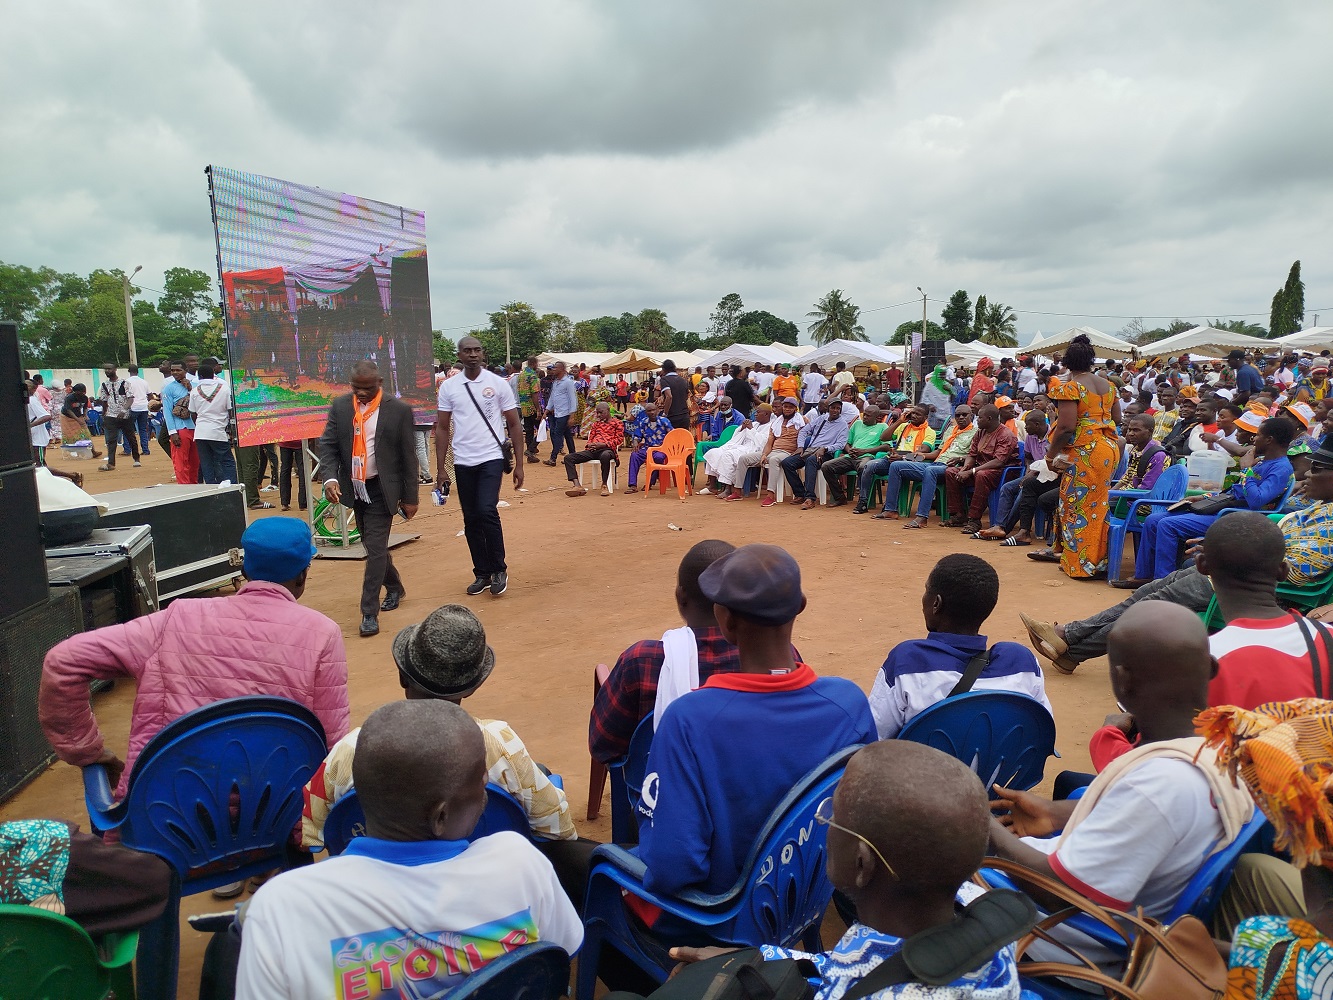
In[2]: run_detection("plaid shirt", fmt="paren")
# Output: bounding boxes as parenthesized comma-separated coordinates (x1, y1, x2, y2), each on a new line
(587, 418, 625, 451)
(588, 626, 801, 763)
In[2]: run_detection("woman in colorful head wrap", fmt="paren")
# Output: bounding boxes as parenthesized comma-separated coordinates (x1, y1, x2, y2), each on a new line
(1198, 699, 1333, 998)
(968, 357, 996, 404)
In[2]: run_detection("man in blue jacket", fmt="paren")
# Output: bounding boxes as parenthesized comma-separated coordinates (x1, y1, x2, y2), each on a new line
(635, 544, 876, 906)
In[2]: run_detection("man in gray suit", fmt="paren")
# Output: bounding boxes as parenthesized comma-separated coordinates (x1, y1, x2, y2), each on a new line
(319, 361, 420, 637)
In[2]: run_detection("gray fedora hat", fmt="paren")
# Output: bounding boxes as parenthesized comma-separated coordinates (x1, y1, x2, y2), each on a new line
(392, 604, 496, 698)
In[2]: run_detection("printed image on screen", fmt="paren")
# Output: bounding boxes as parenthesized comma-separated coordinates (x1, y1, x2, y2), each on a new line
(206, 165, 435, 446)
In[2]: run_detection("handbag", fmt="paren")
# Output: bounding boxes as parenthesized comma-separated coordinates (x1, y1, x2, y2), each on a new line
(981, 857, 1227, 1000)
(172, 396, 192, 420)
(462, 381, 515, 473)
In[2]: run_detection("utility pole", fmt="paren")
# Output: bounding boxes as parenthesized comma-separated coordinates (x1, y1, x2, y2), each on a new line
(122, 265, 143, 366)
(504, 310, 512, 365)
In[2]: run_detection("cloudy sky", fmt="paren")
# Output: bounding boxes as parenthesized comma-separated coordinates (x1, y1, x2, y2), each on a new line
(3, 1, 1330, 344)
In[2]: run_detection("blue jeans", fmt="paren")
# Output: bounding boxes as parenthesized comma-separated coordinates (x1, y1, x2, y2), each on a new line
(548, 414, 576, 460)
(882, 460, 947, 517)
(131, 410, 151, 452)
(995, 477, 1024, 530)
(197, 438, 239, 485)
(1135, 510, 1217, 579)
(780, 451, 824, 500)
(858, 457, 893, 505)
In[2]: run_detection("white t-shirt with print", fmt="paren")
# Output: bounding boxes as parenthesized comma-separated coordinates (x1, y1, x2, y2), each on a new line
(438, 369, 517, 467)
(189, 378, 233, 442)
(237, 832, 581, 1000)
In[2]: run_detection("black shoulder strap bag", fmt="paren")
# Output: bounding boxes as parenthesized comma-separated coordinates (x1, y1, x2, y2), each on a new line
(462, 380, 515, 473)
(946, 648, 992, 699)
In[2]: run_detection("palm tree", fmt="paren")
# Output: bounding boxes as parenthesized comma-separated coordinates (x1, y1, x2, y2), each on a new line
(980, 301, 1019, 347)
(806, 289, 866, 345)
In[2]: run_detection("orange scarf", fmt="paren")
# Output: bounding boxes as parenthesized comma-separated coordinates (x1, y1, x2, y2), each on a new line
(351, 390, 381, 501)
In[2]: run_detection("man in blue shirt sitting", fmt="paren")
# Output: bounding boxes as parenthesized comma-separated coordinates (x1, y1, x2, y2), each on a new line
(636, 544, 876, 907)
(869, 553, 1052, 739)
(1114, 416, 1295, 588)
(624, 401, 676, 494)
(780, 399, 854, 510)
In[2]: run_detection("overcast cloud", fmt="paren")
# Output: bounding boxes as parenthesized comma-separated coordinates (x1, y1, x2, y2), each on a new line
(2, 0, 1330, 343)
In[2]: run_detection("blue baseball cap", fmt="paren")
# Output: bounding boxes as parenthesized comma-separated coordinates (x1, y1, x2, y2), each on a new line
(242, 517, 317, 583)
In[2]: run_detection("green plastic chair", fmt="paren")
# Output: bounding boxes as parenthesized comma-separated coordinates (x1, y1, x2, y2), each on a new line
(0, 903, 137, 1000)
(693, 423, 738, 483)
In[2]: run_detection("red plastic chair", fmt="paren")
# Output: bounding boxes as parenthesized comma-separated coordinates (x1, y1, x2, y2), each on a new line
(643, 428, 696, 498)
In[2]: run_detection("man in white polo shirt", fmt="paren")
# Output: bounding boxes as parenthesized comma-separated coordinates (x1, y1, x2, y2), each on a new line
(436, 337, 525, 598)
(123, 364, 152, 456)
(189, 359, 238, 484)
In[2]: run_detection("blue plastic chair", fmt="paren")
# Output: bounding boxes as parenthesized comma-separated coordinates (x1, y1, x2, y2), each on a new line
(1103, 463, 1189, 583)
(0, 903, 138, 1000)
(575, 746, 858, 1000)
(988, 438, 1031, 526)
(321, 783, 541, 856)
(443, 941, 571, 999)
(992, 813, 1271, 998)
(81, 696, 328, 1000)
(605, 712, 654, 844)
(896, 691, 1056, 794)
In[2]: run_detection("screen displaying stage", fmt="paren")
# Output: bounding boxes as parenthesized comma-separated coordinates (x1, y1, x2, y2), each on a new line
(206, 166, 435, 446)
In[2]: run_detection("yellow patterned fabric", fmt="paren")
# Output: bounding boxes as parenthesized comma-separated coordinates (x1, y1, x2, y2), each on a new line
(301, 719, 576, 848)
(1197, 699, 1333, 867)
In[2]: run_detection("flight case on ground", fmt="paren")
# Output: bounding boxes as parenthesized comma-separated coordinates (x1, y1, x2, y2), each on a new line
(92, 484, 245, 601)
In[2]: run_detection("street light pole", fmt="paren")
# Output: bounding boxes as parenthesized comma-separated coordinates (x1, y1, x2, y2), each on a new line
(504, 310, 512, 366)
(122, 265, 143, 366)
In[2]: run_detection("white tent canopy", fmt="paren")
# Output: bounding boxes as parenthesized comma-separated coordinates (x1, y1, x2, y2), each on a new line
(1025, 326, 1136, 360)
(768, 341, 814, 358)
(800, 340, 906, 370)
(944, 339, 1017, 365)
(1137, 326, 1272, 359)
(535, 351, 615, 369)
(694, 344, 801, 369)
(1274, 327, 1333, 352)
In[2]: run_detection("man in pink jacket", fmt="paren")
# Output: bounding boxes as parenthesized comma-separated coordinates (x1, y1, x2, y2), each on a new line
(40, 517, 351, 801)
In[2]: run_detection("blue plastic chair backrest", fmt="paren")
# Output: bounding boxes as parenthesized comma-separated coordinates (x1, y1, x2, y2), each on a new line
(1146, 462, 1189, 500)
(623, 712, 655, 817)
(115, 696, 328, 883)
(442, 941, 571, 999)
(0, 904, 112, 1000)
(1166, 812, 1271, 924)
(896, 691, 1056, 793)
(723, 746, 859, 943)
(323, 784, 531, 856)
(1113, 448, 1129, 483)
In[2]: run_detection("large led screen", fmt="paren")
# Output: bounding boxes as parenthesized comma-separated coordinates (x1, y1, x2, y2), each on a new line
(206, 166, 435, 446)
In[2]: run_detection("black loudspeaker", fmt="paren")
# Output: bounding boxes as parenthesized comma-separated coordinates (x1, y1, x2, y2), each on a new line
(0, 320, 31, 470)
(0, 465, 47, 621)
(920, 340, 947, 376)
(0, 588, 82, 801)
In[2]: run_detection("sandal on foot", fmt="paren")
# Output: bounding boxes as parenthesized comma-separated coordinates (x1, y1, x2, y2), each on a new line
(1027, 548, 1061, 563)
(1019, 612, 1078, 673)
(870, 511, 899, 520)
(248, 501, 275, 510)
(901, 517, 927, 529)
(1000, 536, 1031, 547)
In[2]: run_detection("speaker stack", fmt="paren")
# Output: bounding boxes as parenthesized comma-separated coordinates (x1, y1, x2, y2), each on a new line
(0, 319, 83, 802)
(919, 340, 947, 377)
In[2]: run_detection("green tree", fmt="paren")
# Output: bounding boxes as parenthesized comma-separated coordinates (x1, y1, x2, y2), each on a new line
(473, 302, 547, 364)
(1211, 318, 1268, 338)
(578, 315, 634, 354)
(979, 301, 1019, 347)
(634, 308, 675, 352)
(570, 319, 607, 352)
(131, 300, 196, 362)
(673, 330, 704, 352)
(1270, 260, 1304, 339)
(706, 293, 745, 342)
(888, 320, 946, 345)
(968, 294, 987, 343)
(432, 332, 457, 365)
(940, 290, 972, 340)
(806, 289, 866, 345)
(542, 312, 576, 352)
(159, 268, 216, 330)
(735, 309, 799, 345)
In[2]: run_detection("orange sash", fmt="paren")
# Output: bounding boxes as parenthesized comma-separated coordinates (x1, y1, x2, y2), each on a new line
(351, 390, 381, 501)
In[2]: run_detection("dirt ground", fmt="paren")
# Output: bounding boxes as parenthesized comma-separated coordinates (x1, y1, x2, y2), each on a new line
(3, 443, 1127, 994)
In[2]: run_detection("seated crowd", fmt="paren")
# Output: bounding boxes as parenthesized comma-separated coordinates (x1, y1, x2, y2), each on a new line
(12, 479, 1333, 1000)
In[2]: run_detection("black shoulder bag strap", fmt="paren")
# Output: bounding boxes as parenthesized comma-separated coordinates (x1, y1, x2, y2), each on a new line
(462, 380, 514, 471)
(1292, 613, 1333, 699)
(947, 648, 991, 699)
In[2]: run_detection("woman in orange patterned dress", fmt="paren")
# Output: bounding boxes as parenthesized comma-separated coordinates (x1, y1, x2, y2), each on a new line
(1029, 335, 1121, 578)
